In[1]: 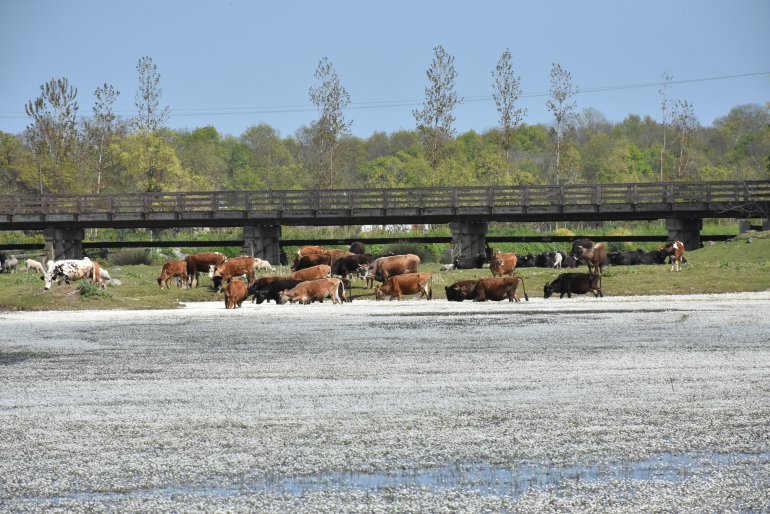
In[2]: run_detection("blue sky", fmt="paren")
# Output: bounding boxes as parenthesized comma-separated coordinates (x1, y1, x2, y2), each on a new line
(1, 0, 768, 139)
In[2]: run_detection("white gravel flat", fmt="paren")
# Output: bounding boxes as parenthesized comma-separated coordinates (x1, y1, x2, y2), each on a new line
(1, 292, 769, 512)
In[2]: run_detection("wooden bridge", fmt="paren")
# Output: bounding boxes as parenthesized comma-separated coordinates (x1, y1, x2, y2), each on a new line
(1, 181, 768, 261)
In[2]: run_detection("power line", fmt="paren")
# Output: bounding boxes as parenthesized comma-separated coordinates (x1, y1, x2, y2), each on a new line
(1, 71, 767, 120)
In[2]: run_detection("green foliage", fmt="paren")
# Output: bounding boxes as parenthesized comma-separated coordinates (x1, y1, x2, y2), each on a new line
(78, 282, 112, 298)
(382, 241, 438, 264)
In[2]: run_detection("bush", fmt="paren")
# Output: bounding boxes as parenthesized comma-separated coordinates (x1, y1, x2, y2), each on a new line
(109, 248, 153, 266)
(552, 227, 575, 238)
(78, 282, 112, 299)
(382, 241, 437, 264)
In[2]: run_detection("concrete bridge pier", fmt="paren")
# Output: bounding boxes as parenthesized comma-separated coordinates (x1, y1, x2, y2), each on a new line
(449, 222, 489, 260)
(242, 225, 281, 264)
(44, 227, 84, 261)
(666, 218, 702, 251)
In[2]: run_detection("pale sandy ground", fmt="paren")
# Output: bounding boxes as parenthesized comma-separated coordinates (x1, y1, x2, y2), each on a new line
(1, 292, 769, 512)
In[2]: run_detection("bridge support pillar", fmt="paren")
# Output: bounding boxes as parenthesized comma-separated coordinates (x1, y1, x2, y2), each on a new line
(44, 227, 85, 261)
(448, 222, 488, 260)
(243, 225, 281, 264)
(666, 218, 702, 251)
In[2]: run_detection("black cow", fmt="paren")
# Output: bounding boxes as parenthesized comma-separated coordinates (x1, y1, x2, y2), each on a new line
(543, 273, 603, 299)
(558, 251, 579, 268)
(349, 241, 366, 255)
(608, 250, 643, 266)
(332, 254, 375, 278)
(517, 253, 536, 268)
(454, 253, 486, 269)
(638, 249, 667, 265)
(570, 238, 595, 260)
(249, 278, 304, 304)
(534, 252, 555, 268)
(445, 279, 480, 302)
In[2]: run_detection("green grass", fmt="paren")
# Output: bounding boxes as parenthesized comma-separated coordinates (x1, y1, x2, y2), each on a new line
(1, 232, 768, 310)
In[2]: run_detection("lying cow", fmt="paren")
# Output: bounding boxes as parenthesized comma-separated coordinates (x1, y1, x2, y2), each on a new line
(543, 273, 603, 299)
(473, 276, 529, 302)
(157, 259, 188, 289)
(659, 240, 685, 272)
(224, 279, 249, 309)
(454, 253, 486, 270)
(376, 272, 432, 301)
(278, 277, 345, 305)
(445, 279, 480, 302)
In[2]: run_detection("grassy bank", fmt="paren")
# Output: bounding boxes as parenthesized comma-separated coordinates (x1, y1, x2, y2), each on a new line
(0, 232, 767, 311)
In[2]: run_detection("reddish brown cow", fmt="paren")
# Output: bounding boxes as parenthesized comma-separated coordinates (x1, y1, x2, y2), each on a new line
(186, 252, 226, 288)
(212, 257, 257, 291)
(291, 253, 332, 272)
(278, 277, 345, 305)
(294, 245, 325, 263)
(291, 264, 331, 281)
(365, 254, 421, 288)
(376, 272, 432, 301)
(490, 252, 518, 277)
(224, 279, 249, 309)
(577, 243, 608, 276)
(157, 259, 188, 289)
(323, 249, 355, 267)
(473, 276, 529, 302)
(659, 240, 685, 272)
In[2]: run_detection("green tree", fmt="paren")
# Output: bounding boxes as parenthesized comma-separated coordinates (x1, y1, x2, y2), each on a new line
(112, 132, 184, 192)
(309, 57, 352, 188)
(545, 63, 578, 185)
(671, 100, 699, 179)
(413, 45, 462, 174)
(492, 48, 526, 164)
(82, 83, 121, 193)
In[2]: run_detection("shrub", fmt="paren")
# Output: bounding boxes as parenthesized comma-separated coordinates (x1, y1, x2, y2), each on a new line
(382, 241, 437, 264)
(552, 227, 575, 238)
(109, 248, 153, 266)
(78, 282, 112, 299)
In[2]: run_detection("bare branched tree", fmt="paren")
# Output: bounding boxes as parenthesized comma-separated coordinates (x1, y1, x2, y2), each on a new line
(658, 71, 673, 181)
(308, 57, 352, 189)
(84, 83, 120, 194)
(132, 56, 170, 132)
(671, 99, 699, 179)
(492, 49, 526, 165)
(545, 63, 578, 185)
(413, 45, 462, 173)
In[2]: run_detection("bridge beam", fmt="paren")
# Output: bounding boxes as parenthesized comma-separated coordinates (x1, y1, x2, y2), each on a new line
(44, 227, 85, 261)
(666, 218, 702, 251)
(449, 222, 489, 260)
(242, 225, 281, 264)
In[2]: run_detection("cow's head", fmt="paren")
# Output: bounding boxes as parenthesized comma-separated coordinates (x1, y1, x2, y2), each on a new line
(277, 290, 290, 305)
(42, 272, 54, 290)
(543, 283, 554, 299)
(375, 284, 390, 300)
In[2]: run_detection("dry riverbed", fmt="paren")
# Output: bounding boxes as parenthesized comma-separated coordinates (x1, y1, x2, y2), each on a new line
(1, 293, 769, 512)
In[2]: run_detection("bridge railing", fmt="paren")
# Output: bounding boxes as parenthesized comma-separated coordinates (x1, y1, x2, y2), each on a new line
(1, 181, 769, 216)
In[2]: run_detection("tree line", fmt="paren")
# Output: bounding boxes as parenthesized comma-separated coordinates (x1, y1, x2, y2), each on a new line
(1, 50, 768, 197)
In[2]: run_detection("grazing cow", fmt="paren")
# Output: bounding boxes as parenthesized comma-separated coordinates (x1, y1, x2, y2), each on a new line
(43, 257, 97, 290)
(473, 276, 529, 302)
(570, 238, 595, 260)
(253, 258, 275, 272)
(279, 277, 345, 305)
(376, 272, 432, 301)
(224, 279, 249, 309)
(249, 277, 304, 304)
(185, 252, 226, 288)
(212, 257, 257, 291)
(332, 254, 374, 279)
(291, 253, 332, 272)
(453, 253, 486, 270)
(445, 279, 480, 302)
(157, 259, 189, 289)
(294, 245, 325, 263)
(2, 255, 18, 273)
(25, 259, 46, 275)
(543, 273, 603, 299)
(659, 240, 686, 272)
(490, 252, 518, 277)
(576, 243, 608, 275)
(324, 249, 355, 267)
(365, 254, 421, 287)
(291, 264, 332, 281)
(349, 241, 366, 255)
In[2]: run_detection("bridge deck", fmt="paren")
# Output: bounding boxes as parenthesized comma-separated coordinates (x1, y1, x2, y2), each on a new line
(1, 181, 768, 230)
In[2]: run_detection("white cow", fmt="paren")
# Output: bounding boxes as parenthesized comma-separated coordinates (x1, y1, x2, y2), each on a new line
(43, 257, 104, 290)
(25, 259, 46, 274)
(2, 255, 18, 273)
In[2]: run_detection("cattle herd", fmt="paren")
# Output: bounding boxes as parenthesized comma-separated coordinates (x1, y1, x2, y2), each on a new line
(23, 237, 687, 307)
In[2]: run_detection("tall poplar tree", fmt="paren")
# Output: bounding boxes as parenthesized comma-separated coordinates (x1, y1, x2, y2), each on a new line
(132, 56, 170, 132)
(413, 45, 462, 173)
(492, 49, 526, 165)
(309, 57, 352, 189)
(545, 63, 578, 185)
(658, 71, 673, 181)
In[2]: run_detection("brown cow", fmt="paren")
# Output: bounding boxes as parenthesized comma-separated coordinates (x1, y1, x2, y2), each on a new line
(212, 257, 257, 291)
(157, 259, 188, 289)
(445, 279, 480, 302)
(278, 277, 345, 305)
(186, 252, 226, 288)
(365, 254, 421, 288)
(490, 252, 518, 277)
(291, 264, 331, 281)
(294, 245, 324, 263)
(323, 249, 355, 267)
(291, 253, 332, 272)
(473, 276, 529, 302)
(577, 243, 608, 276)
(376, 272, 432, 301)
(224, 278, 249, 309)
(659, 240, 685, 272)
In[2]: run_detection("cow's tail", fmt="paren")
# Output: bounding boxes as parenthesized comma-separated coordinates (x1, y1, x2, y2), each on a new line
(520, 275, 529, 301)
